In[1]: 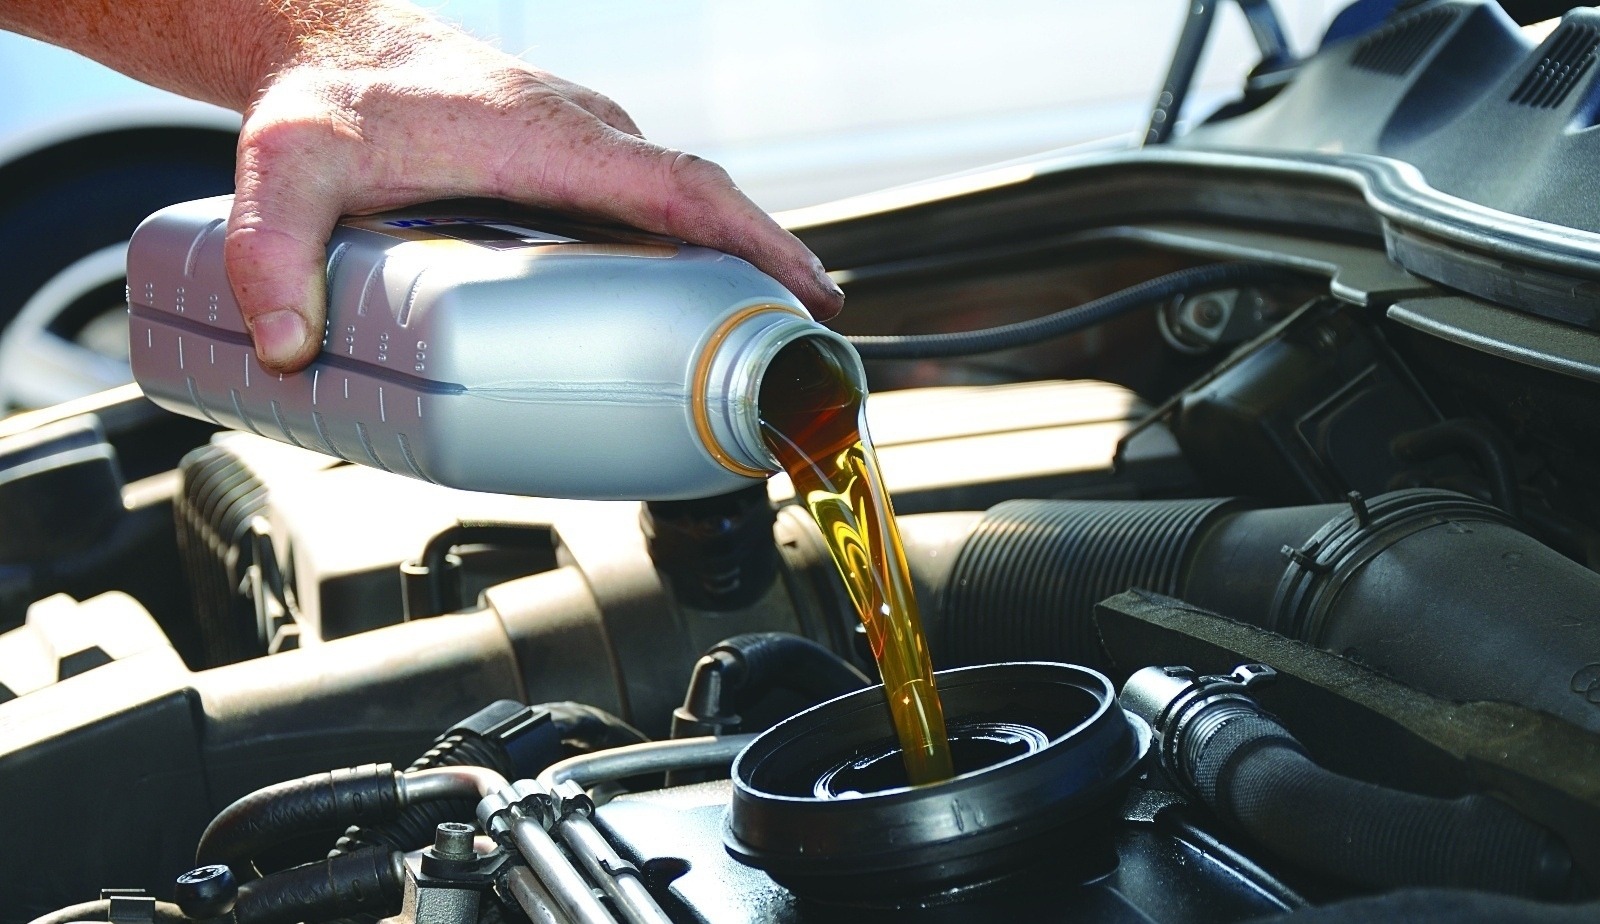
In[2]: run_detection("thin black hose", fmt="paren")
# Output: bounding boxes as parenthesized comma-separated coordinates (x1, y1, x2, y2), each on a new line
(422, 522, 553, 577)
(543, 700, 650, 751)
(1391, 419, 1522, 519)
(27, 901, 188, 924)
(710, 632, 870, 709)
(333, 701, 647, 857)
(846, 262, 1308, 359)
(672, 632, 870, 739)
(405, 520, 556, 618)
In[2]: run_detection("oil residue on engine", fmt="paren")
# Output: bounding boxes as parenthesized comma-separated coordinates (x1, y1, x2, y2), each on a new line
(759, 339, 954, 785)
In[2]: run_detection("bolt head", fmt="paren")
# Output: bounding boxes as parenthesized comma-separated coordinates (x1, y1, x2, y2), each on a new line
(432, 821, 478, 861)
(174, 864, 237, 920)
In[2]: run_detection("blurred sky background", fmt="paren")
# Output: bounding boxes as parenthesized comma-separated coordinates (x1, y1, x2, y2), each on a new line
(412, 1, 1349, 209)
(0, 1, 1349, 211)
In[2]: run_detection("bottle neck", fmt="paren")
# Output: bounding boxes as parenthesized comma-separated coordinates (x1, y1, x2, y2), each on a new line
(692, 304, 866, 478)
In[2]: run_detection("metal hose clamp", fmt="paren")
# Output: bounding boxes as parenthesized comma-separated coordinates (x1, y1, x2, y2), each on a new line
(1120, 663, 1277, 800)
(477, 779, 556, 835)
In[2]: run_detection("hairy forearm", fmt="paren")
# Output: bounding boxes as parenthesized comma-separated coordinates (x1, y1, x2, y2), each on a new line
(0, 0, 444, 111)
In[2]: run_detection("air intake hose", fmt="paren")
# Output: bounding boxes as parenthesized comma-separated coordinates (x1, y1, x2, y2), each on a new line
(908, 489, 1600, 732)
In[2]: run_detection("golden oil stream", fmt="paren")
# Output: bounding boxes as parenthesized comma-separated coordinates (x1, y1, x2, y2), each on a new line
(759, 340, 954, 785)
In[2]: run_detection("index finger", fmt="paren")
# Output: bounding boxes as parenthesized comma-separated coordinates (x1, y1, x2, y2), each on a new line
(494, 115, 844, 321)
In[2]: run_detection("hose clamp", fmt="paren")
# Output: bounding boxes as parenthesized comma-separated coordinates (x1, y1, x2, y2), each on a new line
(476, 779, 556, 836)
(549, 780, 594, 823)
(1120, 663, 1276, 798)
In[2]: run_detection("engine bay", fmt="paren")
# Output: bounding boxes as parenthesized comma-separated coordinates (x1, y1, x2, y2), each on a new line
(6, 2, 1600, 922)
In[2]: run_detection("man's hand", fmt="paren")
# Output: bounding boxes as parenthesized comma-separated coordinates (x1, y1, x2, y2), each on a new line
(229, 9, 845, 370)
(0, 0, 845, 372)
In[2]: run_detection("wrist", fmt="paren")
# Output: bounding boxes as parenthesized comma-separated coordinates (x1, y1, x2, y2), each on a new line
(258, 1, 461, 83)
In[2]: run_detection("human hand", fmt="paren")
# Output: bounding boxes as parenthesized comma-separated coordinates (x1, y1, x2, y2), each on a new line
(227, 6, 844, 371)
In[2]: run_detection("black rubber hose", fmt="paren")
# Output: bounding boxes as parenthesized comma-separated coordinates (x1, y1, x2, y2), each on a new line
(1189, 711, 1570, 897)
(27, 901, 188, 924)
(333, 702, 646, 857)
(673, 633, 870, 739)
(330, 737, 507, 857)
(542, 700, 651, 751)
(1391, 418, 1522, 519)
(422, 521, 552, 577)
(232, 849, 404, 924)
(846, 262, 1306, 359)
(404, 520, 557, 617)
(712, 632, 871, 707)
(196, 764, 400, 882)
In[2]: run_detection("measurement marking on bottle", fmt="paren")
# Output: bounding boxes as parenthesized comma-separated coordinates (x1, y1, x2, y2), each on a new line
(343, 377, 350, 400)
(312, 411, 349, 461)
(244, 355, 251, 388)
(271, 399, 307, 449)
(355, 421, 393, 472)
(185, 376, 220, 426)
(312, 368, 320, 405)
(327, 242, 351, 282)
(177, 336, 185, 370)
(398, 269, 426, 327)
(184, 218, 224, 278)
(230, 388, 264, 436)
(209, 343, 216, 366)
(379, 386, 387, 422)
(397, 432, 438, 484)
(416, 395, 423, 419)
(358, 258, 385, 317)
(146, 328, 153, 349)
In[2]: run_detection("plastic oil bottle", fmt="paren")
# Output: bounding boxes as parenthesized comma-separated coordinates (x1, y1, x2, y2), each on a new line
(128, 196, 952, 782)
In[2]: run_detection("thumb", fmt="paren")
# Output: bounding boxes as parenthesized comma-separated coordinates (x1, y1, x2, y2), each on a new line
(224, 166, 340, 373)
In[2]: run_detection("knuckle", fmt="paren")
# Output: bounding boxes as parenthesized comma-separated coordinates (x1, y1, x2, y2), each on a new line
(240, 81, 365, 163)
(664, 151, 733, 197)
(581, 90, 634, 127)
(479, 66, 561, 113)
(240, 115, 338, 162)
(221, 230, 280, 298)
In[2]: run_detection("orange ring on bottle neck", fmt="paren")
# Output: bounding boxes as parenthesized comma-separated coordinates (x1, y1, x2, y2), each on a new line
(692, 303, 804, 478)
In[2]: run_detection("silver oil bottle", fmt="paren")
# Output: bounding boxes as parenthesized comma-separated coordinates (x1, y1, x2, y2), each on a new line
(127, 196, 864, 499)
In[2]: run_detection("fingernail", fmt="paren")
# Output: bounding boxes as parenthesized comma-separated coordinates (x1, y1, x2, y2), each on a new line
(252, 309, 308, 368)
(814, 262, 844, 302)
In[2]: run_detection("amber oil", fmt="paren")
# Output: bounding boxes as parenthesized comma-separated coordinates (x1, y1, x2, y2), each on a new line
(758, 339, 954, 785)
